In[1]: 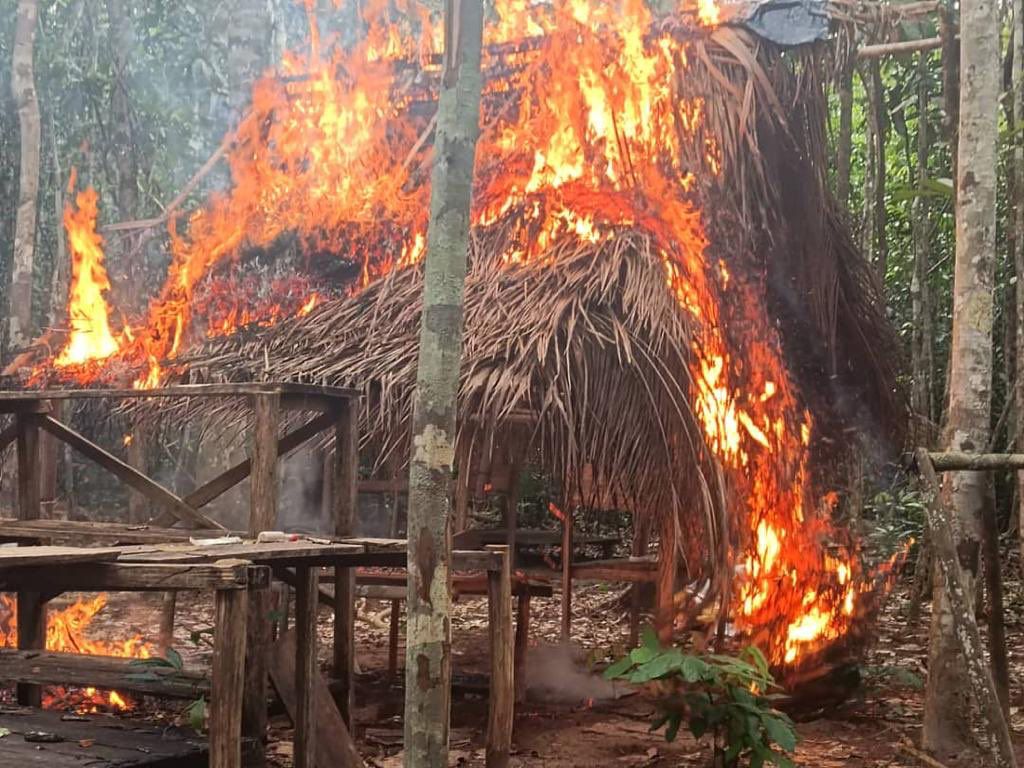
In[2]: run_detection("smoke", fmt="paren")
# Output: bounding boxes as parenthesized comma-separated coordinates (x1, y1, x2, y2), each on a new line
(524, 643, 625, 704)
(277, 448, 330, 535)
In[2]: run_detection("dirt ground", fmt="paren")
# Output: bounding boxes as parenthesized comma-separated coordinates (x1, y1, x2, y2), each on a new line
(20, 562, 1024, 768)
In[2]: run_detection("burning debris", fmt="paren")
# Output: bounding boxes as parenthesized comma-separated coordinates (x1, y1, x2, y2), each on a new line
(16, 0, 904, 679)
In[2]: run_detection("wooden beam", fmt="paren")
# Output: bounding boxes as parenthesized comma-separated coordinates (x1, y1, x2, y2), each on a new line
(267, 631, 364, 768)
(250, 392, 282, 536)
(211, 587, 248, 768)
(927, 451, 1024, 471)
(243, 585, 272, 768)
(0, 421, 19, 453)
(294, 567, 319, 768)
(37, 415, 224, 530)
(486, 546, 514, 768)
(857, 37, 944, 59)
(0, 561, 260, 592)
(16, 414, 40, 522)
(0, 383, 358, 403)
(333, 398, 359, 725)
(0, 648, 210, 698)
(15, 590, 45, 706)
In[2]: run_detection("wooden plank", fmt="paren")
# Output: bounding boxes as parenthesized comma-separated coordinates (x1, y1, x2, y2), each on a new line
(0, 648, 210, 697)
(243, 585, 272, 768)
(16, 590, 45, 706)
(16, 414, 41, 522)
(927, 451, 1024, 471)
(0, 709, 206, 768)
(333, 398, 358, 725)
(486, 545, 514, 768)
(294, 567, 319, 768)
(267, 631, 364, 768)
(0, 545, 122, 570)
(37, 416, 224, 531)
(249, 392, 282, 536)
(0, 560, 257, 591)
(0, 518, 209, 543)
(857, 36, 944, 59)
(514, 593, 530, 704)
(571, 563, 658, 584)
(118, 541, 364, 566)
(211, 587, 248, 768)
(182, 411, 335, 511)
(0, 383, 358, 401)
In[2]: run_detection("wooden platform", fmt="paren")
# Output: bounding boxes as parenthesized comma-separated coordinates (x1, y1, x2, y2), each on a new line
(0, 707, 208, 767)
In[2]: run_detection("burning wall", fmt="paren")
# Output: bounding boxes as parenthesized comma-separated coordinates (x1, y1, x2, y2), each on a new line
(21, 0, 902, 675)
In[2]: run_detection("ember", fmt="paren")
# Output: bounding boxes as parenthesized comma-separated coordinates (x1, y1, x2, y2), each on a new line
(28, 0, 893, 673)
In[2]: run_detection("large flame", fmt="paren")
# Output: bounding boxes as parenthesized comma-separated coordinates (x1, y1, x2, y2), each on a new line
(53, 182, 121, 369)
(0, 593, 151, 711)
(32, 0, 886, 670)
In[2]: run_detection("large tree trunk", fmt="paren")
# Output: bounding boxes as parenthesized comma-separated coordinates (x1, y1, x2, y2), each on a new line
(9, 0, 41, 351)
(923, 0, 1000, 757)
(911, 53, 936, 432)
(403, 2, 484, 767)
(1014, 0, 1024, 575)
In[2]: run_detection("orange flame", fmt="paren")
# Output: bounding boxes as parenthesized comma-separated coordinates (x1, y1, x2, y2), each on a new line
(0, 594, 151, 712)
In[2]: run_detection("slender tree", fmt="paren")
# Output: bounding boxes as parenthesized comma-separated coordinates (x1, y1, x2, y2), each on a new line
(1014, 0, 1024, 567)
(923, 0, 1001, 757)
(9, 0, 40, 351)
(403, 2, 484, 766)
(911, 53, 935, 430)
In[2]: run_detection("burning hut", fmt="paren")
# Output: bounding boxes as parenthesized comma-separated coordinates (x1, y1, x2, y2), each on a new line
(17, 0, 904, 682)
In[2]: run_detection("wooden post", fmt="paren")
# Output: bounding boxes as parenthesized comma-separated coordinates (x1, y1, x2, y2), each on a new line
(656, 519, 677, 644)
(211, 588, 247, 768)
(514, 592, 530, 704)
(16, 413, 40, 522)
(158, 591, 177, 655)
(486, 545, 513, 768)
(249, 392, 281, 536)
(332, 398, 358, 725)
(915, 449, 1017, 768)
(629, 520, 649, 647)
(15, 589, 45, 706)
(39, 401, 58, 517)
(387, 599, 400, 681)
(294, 566, 319, 768)
(243, 585, 271, 768)
(504, 469, 520, 571)
(560, 507, 572, 642)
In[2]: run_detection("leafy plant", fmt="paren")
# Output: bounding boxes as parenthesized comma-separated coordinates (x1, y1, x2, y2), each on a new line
(604, 630, 797, 768)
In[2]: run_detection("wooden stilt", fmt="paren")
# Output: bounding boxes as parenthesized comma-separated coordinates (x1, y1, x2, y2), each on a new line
(15, 589, 45, 706)
(332, 399, 358, 725)
(504, 471, 520, 571)
(486, 545, 513, 768)
(560, 507, 573, 642)
(514, 592, 530, 704)
(387, 599, 400, 681)
(16, 413, 41, 522)
(158, 591, 177, 655)
(243, 586, 271, 768)
(294, 567, 319, 768)
(211, 588, 248, 768)
(249, 392, 281, 536)
(629, 520, 649, 647)
(656, 519, 677, 644)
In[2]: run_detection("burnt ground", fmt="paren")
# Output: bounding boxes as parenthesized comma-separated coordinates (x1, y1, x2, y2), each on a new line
(28, 563, 1024, 768)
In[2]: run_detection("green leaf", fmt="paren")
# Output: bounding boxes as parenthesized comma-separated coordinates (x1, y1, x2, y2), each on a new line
(629, 650, 684, 682)
(129, 657, 176, 669)
(743, 646, 770, 678)
(689, 715, 709, 740)
(664, 712, 682, 743)
(166, 647, 184, 672)
(603, 655, 634, 680)
(640, 626, 661, 652)
(0, 728, 10, 738)
(761, 714, 798, 753)
(679, 655, 711, 682)
(629, 646, 657, 665)
(186, 698, 207, 733)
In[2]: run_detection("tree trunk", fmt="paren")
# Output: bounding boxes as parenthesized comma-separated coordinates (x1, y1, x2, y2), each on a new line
(861, 65, 877, 260)
(836, 62, 854, 208)
(403, 2, 484, 767)
(9, 0, 41, 351)
(917, 451, 1017, 768)
(911, 53, 936, 431)
(1014, 0, 1024, 575)
(923, 0, 1000, 757)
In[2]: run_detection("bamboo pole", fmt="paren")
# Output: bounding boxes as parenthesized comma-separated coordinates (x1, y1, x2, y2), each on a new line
(858, 37, 944, 58)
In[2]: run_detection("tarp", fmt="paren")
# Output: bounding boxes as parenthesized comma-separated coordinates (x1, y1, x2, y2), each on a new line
(720, 0, 831, 47)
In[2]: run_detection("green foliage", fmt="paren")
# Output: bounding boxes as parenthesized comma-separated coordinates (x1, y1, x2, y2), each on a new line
(605, 630, 797, 767)
(861, 480, 927, 552)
